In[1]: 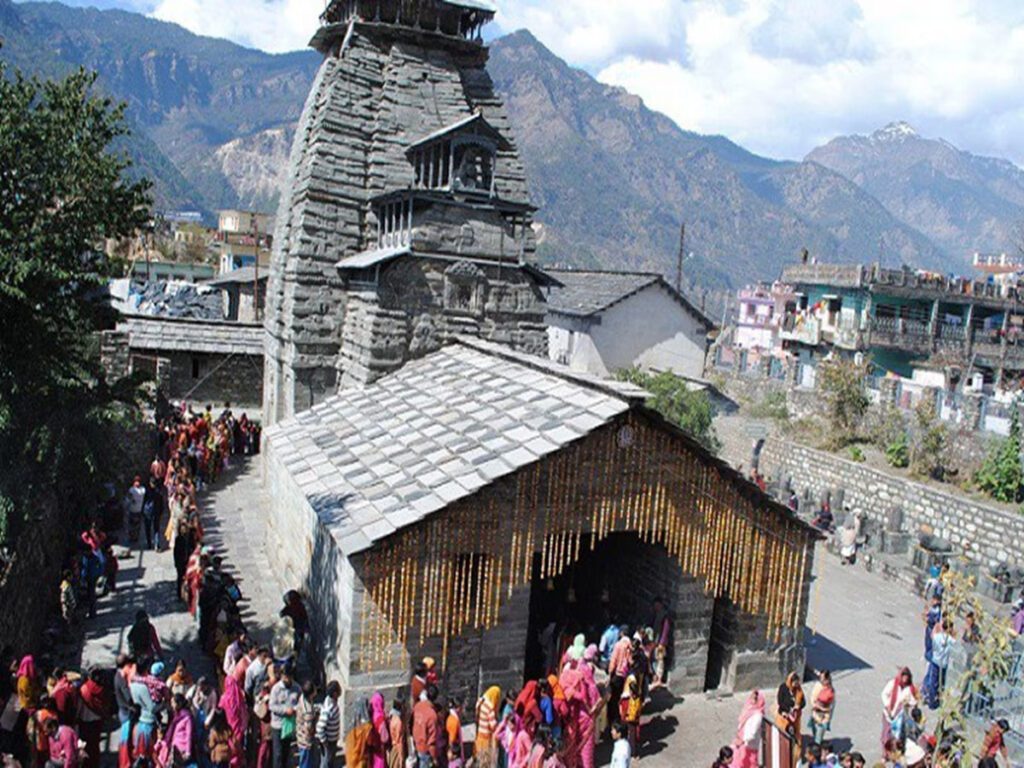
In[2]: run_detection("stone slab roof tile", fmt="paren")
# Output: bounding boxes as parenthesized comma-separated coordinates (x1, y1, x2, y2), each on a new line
(265, 338, 647, 556)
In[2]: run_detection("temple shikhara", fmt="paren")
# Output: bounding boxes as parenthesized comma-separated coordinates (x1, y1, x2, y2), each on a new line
(261, 0, 818, 714)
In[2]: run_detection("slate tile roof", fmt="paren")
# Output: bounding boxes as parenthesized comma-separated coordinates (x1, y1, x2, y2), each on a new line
(545, 268, 714, 329)
(264, 336, 649, 555)
(119, 316, 264, 356)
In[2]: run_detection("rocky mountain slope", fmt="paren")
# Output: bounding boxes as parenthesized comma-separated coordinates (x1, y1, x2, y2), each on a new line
(488, 31, 946, 287)
(2, 2, 1019, 286)
(0, 0, 317, 213)
(807, 122, 1024, 258)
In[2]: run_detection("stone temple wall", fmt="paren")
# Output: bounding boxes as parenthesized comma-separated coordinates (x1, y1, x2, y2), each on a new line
(338, 257, 547, 387)
(263, 25, 542, 424)
(264, 434, 811, 719)
(759, 437, 1024, 571)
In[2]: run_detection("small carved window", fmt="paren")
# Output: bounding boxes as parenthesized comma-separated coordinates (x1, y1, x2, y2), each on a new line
(443, 261, 486, 315)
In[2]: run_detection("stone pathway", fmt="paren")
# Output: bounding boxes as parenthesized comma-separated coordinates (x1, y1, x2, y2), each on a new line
(76, 456, 275, 756)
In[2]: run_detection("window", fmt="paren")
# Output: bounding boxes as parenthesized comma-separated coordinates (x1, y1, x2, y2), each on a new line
(452, 142, 493, 194)
(191, 356, 201, 379)
(410, 138, 496, 196)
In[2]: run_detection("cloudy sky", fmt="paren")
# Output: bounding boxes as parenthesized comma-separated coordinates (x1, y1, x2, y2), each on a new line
(47, 0, 1024, 164)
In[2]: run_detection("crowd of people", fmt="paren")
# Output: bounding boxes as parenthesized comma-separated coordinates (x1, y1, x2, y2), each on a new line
(707, 561, 1018, 768)
(2, 397, 1021, 768)
(0, 402, 264, 768)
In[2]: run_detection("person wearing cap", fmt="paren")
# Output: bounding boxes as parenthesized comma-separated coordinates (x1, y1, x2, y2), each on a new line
(981, 719, 1011, 764)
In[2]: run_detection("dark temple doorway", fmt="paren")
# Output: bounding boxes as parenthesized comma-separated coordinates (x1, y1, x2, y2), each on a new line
(523, 532, 683, 681)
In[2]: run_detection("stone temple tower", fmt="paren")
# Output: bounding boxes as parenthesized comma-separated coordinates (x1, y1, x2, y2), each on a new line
(263, 0, 551, 424)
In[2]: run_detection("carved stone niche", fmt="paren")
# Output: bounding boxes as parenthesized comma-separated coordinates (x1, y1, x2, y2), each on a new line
(443, 261, 487, 317)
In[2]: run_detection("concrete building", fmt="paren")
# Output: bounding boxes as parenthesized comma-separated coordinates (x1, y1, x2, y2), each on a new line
(103, 316, 264, 410)
(262, 0, 550, 425)
(263, 336, 817, 714)
(778, 262, 1024, 389)
(544, 269, 713, 380)
(206, 267, 268, 323)
(733, 283, 796, 351)
(217, 210, 273, 236)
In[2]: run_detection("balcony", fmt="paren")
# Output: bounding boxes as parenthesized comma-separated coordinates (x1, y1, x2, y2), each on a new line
(868, 316, 934, 353)
(780, 315, 820, 345)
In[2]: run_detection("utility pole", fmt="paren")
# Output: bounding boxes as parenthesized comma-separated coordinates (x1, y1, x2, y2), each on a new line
(676, 222, 685, 292)
(251, 214, 261, 323)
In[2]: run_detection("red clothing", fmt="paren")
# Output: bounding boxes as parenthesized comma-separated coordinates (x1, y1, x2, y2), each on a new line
(412, 700, 438, 759)
(49, 724, 80, 768)
(53, 678, 80, 726)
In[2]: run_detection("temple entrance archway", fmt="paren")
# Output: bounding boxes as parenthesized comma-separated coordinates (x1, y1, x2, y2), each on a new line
(523, 532, 714, 687)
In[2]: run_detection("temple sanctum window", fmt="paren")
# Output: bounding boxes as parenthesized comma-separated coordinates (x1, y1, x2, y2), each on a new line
(411, 138, 495, 197)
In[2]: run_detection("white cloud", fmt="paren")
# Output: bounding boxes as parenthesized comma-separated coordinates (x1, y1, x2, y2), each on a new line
(83, 0, 1024, 163)
(149, 0, 322, 53)
(496, 0, 1024, 165)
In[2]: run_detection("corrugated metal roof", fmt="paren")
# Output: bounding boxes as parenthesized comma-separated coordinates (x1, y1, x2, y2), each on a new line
(264, 336, 648, 555)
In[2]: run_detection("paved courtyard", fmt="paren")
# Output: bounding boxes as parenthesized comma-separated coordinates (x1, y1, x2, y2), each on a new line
(79, 455, 927, 767)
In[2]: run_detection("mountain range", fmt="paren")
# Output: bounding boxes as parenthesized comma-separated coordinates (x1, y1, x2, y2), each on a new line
(2, 1, 1023, 288)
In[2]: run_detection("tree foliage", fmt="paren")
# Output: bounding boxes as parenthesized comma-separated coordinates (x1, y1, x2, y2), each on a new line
(817, 357, 870, 447)
(974, 408, 1024, 503)
(911, 398, 948, 480)
(0, 62, 151, 545)
(616, 367, 720, 453)
(934, 568, 1017, 766)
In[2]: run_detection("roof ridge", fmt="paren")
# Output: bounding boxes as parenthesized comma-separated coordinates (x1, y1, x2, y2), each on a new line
(545, 267, 662, 279)
(451, 335, 650, 402)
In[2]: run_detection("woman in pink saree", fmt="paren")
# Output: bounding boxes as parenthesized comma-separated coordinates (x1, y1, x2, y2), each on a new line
(559, 650, 601, 768)
(220, 674, 249, 768)
(730, 690, 766, 768)
(369, 692, 391, 768)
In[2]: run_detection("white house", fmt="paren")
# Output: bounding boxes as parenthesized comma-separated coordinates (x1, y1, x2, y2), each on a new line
(544, 268, 714, 379)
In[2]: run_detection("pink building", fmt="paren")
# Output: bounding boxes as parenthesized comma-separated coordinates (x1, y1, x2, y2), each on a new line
(734, 283, 796, 351)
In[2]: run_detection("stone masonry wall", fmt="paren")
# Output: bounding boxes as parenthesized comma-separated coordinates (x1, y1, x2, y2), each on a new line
(264, 26, 539, 424)
(759, 437, 1024, 570)
(157, 352, 263, 411)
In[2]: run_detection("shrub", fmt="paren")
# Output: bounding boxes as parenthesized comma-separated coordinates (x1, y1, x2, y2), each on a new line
(885, 432, 910, 468)
(849, 445, 866, 463)
(975, 408, 1024, 503)
(817, 358, 870, 448)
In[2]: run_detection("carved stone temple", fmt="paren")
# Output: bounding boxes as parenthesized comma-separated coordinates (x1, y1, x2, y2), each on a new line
(260, 0, 818, 715)
(262, 0, 551, 424)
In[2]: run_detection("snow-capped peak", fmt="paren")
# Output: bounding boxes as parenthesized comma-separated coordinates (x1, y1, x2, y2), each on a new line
(871, 121, 918, 142)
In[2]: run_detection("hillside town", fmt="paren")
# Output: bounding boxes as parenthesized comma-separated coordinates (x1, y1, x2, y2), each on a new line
(1, 3, 1023, 768)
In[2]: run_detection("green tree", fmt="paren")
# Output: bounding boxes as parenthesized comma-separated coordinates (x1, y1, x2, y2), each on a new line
(617, 367, 720, 453)
(817, 357, 870, 448)
(0, 63, 151, 545)
(911, 398, 948, 480)
(974, 408, 1024, 503)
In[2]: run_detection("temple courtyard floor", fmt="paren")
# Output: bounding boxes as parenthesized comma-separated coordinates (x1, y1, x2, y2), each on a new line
(78, 456, 927, 766)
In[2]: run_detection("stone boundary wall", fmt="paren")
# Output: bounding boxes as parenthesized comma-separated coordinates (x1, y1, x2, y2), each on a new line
(759, 437, 1024, 570)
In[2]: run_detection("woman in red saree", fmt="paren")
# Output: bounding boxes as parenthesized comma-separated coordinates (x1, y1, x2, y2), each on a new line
(559, 657, 601, 768)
